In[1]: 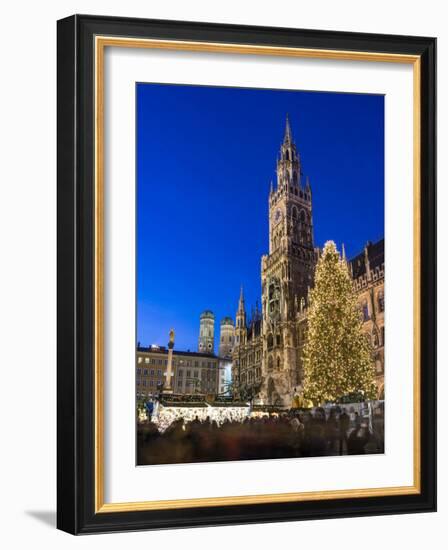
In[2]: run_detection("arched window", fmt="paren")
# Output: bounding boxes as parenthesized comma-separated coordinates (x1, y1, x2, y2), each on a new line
(372, 329, 379, 348)
(292, 206, 298, 220)
(277, 357, 281, 369)
(268, 356, 274, 370)
(285, 150, 289, 160)
(276, 333, 282, 346)
(267, 334, 274, 349)
(300, 209, 306, 222)
(378, 291, 385, 312)
(362, 300, 369, 321)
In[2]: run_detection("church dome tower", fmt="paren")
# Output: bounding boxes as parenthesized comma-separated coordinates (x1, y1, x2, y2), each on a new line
(219, 317, 235, 359)
(198, 310, 215, 354)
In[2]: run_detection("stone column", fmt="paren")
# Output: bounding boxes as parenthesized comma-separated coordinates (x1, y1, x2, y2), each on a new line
(163, 328, 175, 394)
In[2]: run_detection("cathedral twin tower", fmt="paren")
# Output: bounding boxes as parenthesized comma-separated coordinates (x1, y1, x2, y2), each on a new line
(198, 310, 235, 359)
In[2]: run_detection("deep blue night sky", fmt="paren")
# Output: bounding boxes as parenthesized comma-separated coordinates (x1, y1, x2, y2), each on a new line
(136, 83, 384, 351)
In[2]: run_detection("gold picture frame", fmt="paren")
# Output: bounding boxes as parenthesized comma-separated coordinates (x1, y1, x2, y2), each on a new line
(57, 15, 436, 534)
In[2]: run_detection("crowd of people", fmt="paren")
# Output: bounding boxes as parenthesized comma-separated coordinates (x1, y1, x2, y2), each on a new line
(137, 405, 384, 465)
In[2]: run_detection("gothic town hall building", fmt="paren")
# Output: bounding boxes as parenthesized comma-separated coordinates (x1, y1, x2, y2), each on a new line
(232, 117, 384, 407)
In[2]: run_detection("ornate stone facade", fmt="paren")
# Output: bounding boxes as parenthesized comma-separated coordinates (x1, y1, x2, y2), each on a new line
(232, 117, 384, 406)
(136, 346, 221, 398)
(349, 240, 385, 398)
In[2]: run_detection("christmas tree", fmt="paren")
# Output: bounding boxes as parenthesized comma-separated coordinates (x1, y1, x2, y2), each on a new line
(302, 241, 377, 405)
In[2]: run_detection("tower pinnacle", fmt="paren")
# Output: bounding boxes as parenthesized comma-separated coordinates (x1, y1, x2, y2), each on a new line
(235, 285, 247, 337)
(238, 285, 245, 312)
(284, 113, 293, 144)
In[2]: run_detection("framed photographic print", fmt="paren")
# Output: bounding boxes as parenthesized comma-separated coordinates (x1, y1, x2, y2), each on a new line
(57, 15, 436, 534)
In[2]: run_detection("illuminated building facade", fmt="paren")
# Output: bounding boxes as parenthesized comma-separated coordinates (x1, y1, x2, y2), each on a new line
(232, 117, 384, 406)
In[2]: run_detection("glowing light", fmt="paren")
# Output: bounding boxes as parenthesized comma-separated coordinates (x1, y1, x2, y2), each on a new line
(302, 241, 376, 405)
(152, 403, 250, 432)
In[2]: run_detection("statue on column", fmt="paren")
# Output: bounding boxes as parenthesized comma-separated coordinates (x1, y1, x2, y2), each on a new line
(168, 328, 175, 349)
(164, 328, 175, 393)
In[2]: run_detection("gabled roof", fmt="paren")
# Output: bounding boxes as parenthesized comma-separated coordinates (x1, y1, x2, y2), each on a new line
(349, 239, 384, 279)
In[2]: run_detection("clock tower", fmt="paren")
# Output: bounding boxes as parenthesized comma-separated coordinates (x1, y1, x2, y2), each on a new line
(260, 115, 316, 406)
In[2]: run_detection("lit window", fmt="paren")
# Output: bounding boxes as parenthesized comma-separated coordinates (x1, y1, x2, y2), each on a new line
(145, 357, 149, 364)
(138, 357, 142, 364)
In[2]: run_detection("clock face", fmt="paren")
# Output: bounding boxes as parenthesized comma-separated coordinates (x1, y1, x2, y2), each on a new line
(274, 208, 282, 224)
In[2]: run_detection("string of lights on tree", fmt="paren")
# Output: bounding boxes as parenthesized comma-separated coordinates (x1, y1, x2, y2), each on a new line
(302, 241, 377, 405)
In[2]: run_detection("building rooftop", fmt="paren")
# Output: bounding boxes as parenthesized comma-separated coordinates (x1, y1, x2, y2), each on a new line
(200, 310, 215, 319)
(220, 316, 234, 326)
(137, 346, 219, 360)
(247, 318, 262, 341)
(349, 238, 384, 279)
